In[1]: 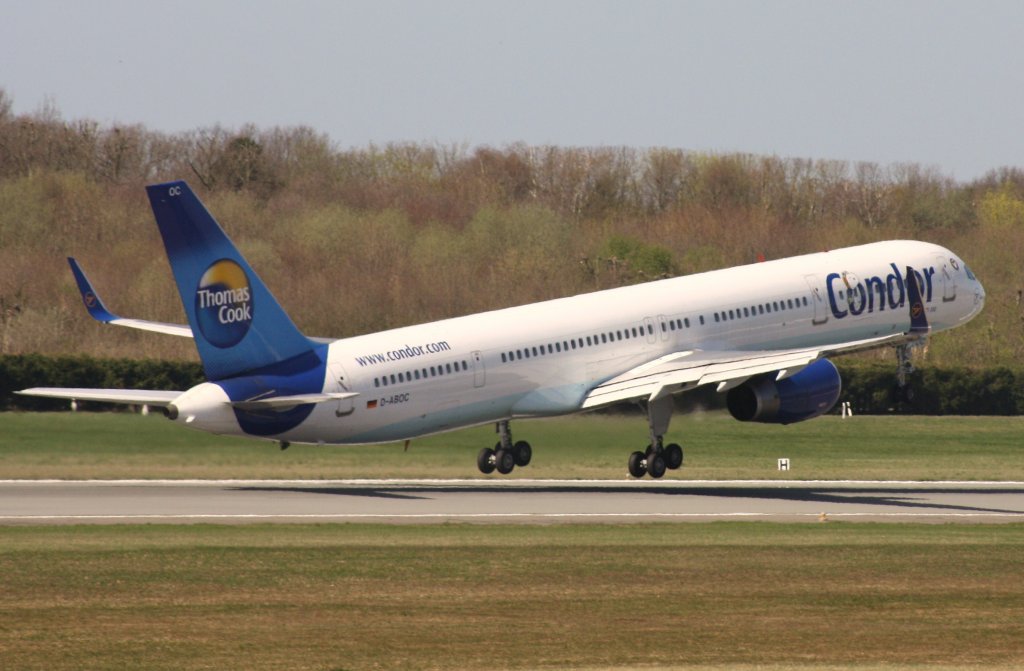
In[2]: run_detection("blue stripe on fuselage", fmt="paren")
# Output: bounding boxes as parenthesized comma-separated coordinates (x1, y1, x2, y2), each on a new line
(214, 345, 328, 436)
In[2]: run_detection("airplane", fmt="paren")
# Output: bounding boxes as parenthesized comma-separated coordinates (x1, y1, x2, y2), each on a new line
(19, 180, 987, 478)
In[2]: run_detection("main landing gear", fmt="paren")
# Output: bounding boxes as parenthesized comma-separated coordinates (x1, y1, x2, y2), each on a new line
(628, 395, 684, 479)
(477, 420, 532, 475)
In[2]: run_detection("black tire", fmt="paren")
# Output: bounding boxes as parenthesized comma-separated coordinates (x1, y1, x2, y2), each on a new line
(664, 443, 683, 470)
(477, 447, 496, 474)
(647, 453, 667, 479)
(513, 440, 532, 467)
(628, 451, 647, 478)
(495, 449, 515, 474)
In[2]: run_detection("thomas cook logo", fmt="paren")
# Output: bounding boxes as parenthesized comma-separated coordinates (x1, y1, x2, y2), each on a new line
(194, 259, 253, 348)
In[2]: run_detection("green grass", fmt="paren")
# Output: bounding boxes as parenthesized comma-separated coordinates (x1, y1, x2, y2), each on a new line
(1, 411, 1023, 480)
(1, 523, 1023, 670)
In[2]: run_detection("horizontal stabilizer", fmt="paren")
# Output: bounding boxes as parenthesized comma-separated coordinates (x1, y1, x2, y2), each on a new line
(67, 258, 193, 338)
(16, 388, 182, 406)
(229, 392, 359, 411)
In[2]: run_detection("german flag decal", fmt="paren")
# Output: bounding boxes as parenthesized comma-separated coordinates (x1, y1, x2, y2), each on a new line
(366, 399, 378, 409)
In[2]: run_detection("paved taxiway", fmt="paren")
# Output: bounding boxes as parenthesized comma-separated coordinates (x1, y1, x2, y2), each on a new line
(2, 479, 1023, 524)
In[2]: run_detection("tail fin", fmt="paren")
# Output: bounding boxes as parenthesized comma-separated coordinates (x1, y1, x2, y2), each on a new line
(147, 180, 316, 381)
(905, 265, 931, 336)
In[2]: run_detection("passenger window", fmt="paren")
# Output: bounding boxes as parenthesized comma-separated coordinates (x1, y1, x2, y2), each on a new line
(446, 363, 452, 374)
(414, 370, 420, 380)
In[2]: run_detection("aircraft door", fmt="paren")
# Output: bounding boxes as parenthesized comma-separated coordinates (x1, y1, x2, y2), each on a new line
(935, 255, 956, 302)
(642, 317, 657, 344)
(328, 361, 355, 417)
(471, 350, 485, 388)
(803, 275, 828, 325)
(657, 314, 670, 342)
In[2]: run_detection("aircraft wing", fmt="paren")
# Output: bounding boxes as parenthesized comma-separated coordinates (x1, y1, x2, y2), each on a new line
(582, 263, 932, 410)
(15, 388, 183, 406)
(580, 333, 909, 410)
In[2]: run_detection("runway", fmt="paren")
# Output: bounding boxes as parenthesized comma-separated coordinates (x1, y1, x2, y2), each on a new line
(2, 479, 1024, 524)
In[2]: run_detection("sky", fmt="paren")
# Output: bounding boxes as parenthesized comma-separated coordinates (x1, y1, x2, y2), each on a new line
(2, 0, 1022, 181)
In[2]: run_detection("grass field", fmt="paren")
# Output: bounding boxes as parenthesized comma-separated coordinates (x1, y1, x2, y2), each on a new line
(1, 411, 1023, 481)
(3, 414, 1024, 669)
(1, 523, 1022, 670)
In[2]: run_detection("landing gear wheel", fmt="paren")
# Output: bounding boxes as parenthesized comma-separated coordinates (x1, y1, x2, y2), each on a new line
(647, 453, 667, 479)
(628, 451, 647, 478)
(477, 447, 496, 474)
(664, 443, 683, 470)
(495, 449, 515, 475)
(513, 440, 532, 467)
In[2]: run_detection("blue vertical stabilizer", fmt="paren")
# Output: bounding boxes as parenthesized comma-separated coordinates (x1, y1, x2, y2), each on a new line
(146, 181, 317, 381)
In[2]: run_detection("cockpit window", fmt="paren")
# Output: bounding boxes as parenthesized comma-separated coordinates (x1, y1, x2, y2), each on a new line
(964, 265, 976, 281)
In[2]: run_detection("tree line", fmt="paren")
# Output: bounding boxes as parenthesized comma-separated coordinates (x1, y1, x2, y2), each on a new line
(0, 91, 1021, 370)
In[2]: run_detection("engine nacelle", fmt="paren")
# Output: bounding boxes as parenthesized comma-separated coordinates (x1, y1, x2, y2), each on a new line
(726, 358, 842, 424)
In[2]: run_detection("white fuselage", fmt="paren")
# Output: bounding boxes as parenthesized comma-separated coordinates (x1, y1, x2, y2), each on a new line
(215, 240, 986, 444)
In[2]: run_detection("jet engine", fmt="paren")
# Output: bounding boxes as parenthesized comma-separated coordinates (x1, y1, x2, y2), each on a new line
(726, 358, 841, 424)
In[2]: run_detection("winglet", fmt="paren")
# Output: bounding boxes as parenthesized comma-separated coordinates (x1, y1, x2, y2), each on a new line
(68, 257, 118, 323)
(905, 265, 931, 335)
